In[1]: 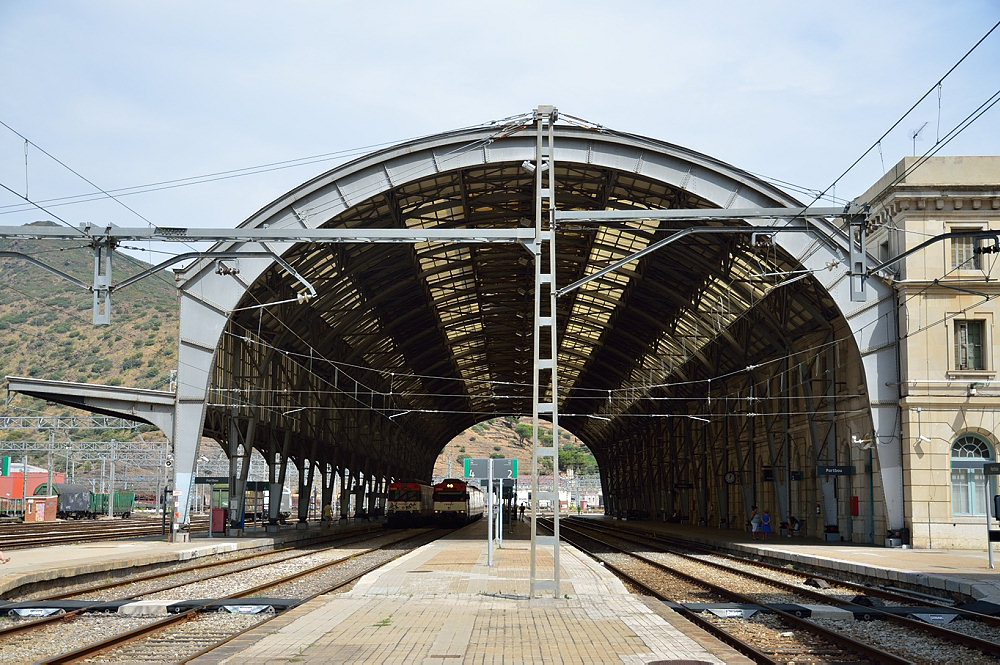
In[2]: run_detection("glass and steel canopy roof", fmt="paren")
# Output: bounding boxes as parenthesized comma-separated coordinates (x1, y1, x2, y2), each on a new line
(213, 124, 841, 470)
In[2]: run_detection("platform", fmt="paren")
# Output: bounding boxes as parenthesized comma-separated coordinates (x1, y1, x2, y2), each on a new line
(191, 518, 740, 664)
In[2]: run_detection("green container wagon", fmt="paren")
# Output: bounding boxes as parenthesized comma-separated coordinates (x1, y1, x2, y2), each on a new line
(90, 491, 136, 519)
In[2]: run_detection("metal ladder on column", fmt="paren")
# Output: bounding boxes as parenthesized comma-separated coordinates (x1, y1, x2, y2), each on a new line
(530, 105, 560, 598)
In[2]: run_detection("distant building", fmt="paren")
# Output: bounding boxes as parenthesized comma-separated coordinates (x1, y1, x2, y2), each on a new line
(0, 460, 65, 498)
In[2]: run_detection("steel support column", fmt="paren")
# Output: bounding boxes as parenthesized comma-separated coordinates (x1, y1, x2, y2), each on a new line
(530, 105, 560, 598)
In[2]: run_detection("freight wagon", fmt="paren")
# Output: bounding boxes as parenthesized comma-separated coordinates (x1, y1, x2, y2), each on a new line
(33, 484, 135, 519)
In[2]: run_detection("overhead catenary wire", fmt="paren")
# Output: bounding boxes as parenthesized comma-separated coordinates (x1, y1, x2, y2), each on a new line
(809, 19, 1000, 215)
(0, 115, 533, 222)
(215, 308, 864, 425)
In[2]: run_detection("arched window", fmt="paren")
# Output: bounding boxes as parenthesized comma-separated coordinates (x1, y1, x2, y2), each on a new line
(951, 433, 994, 516)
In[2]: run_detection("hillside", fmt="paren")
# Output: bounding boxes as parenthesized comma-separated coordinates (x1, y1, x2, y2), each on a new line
(431, 416, 596, 480)
(0, 221, 178, 392)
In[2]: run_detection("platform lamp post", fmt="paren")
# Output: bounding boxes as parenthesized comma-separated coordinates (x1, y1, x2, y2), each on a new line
(984, 462, 1000, 569)
(196, 455, 209, 513)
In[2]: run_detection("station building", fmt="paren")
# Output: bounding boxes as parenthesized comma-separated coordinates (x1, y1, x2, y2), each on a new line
(865, 157, 1000, 548)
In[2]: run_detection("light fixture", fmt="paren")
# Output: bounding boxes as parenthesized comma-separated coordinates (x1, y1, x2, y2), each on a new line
(918, 435, 931, 443)
(215, 260, 240, 275)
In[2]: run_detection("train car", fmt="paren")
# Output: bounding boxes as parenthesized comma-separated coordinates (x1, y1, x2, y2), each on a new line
(34, 483, 91, 519)
(32, 484, 134, 519)
(386, 480, 433, 527)
(90, 491, 136, 519)
(433, 478, 485, 525)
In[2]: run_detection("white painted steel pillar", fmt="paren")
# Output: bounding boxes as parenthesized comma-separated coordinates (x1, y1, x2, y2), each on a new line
(530, 105, 560, 598)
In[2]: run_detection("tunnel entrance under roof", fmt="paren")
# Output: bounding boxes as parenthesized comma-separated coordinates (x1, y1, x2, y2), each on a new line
(152, 110, 898, 549)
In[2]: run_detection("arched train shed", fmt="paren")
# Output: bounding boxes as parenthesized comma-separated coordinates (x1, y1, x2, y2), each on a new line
(9, 112, 903, 542)
(170, 113, 900, 540)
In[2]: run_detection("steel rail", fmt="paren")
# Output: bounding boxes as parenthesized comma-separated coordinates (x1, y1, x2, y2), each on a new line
(570, 517, 1000, 631)
(548, 519, 912, 665)
(0, 525, 377, 641)
(43, 525, 383, 601)
(35, 529, 448, 664)
(0, 516, 210, 550)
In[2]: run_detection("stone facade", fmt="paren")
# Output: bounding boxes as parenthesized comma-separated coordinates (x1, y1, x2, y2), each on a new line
(864, 157, 1000, 548)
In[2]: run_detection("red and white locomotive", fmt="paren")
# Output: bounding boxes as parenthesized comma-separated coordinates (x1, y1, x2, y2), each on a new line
(432, 478, 485, 525)
(385, 480, 433, 526)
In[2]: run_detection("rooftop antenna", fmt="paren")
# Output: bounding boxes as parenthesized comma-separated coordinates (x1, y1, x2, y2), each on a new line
(910, 121, 928, 156)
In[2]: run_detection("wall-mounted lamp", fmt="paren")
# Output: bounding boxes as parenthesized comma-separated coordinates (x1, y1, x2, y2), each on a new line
(917, 435, 931, 443)
(969, 382, 983, 396)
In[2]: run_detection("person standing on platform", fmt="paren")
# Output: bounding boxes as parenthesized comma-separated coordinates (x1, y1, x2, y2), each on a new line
(519, 503, 526, 521)
(749, 505, 760, 540)
(761, 509, 771, 540)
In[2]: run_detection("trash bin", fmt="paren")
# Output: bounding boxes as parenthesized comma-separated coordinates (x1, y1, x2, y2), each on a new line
(211, 508, 227, 534)
(887, 527, 910, 546)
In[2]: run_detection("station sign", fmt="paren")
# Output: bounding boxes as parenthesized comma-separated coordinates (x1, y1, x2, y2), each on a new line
(464, 458, 518, 479)
(817, 465, 855, 476)
(983, 463, 1000, 475)
(195, 476, 229, 485)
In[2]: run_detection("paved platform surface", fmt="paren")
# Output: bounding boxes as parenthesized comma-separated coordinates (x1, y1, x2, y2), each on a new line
(2, 515, 1000, 663)
(192, 518, 740, 664)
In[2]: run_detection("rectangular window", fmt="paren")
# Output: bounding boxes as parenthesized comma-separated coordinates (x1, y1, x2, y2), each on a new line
(951, 236, 982, 270)
(952, 468, 988, 516)
(951, 469, 972, 514)
(955, 320, 985, 370)
(879, 240, 890, 262)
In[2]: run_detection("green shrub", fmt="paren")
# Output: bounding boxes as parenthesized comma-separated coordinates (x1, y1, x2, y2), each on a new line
(122, 354, 143, 370)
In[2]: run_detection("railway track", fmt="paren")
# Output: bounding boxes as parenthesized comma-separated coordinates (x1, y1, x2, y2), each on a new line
(547, 518, 1000, 664)
(0, 526, 446, 663)
(0, 515, 211, 550)
(569, 517, 1000, 631)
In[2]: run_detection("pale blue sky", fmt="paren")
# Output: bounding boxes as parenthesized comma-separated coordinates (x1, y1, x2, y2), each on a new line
(1, 1, 998, 254)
